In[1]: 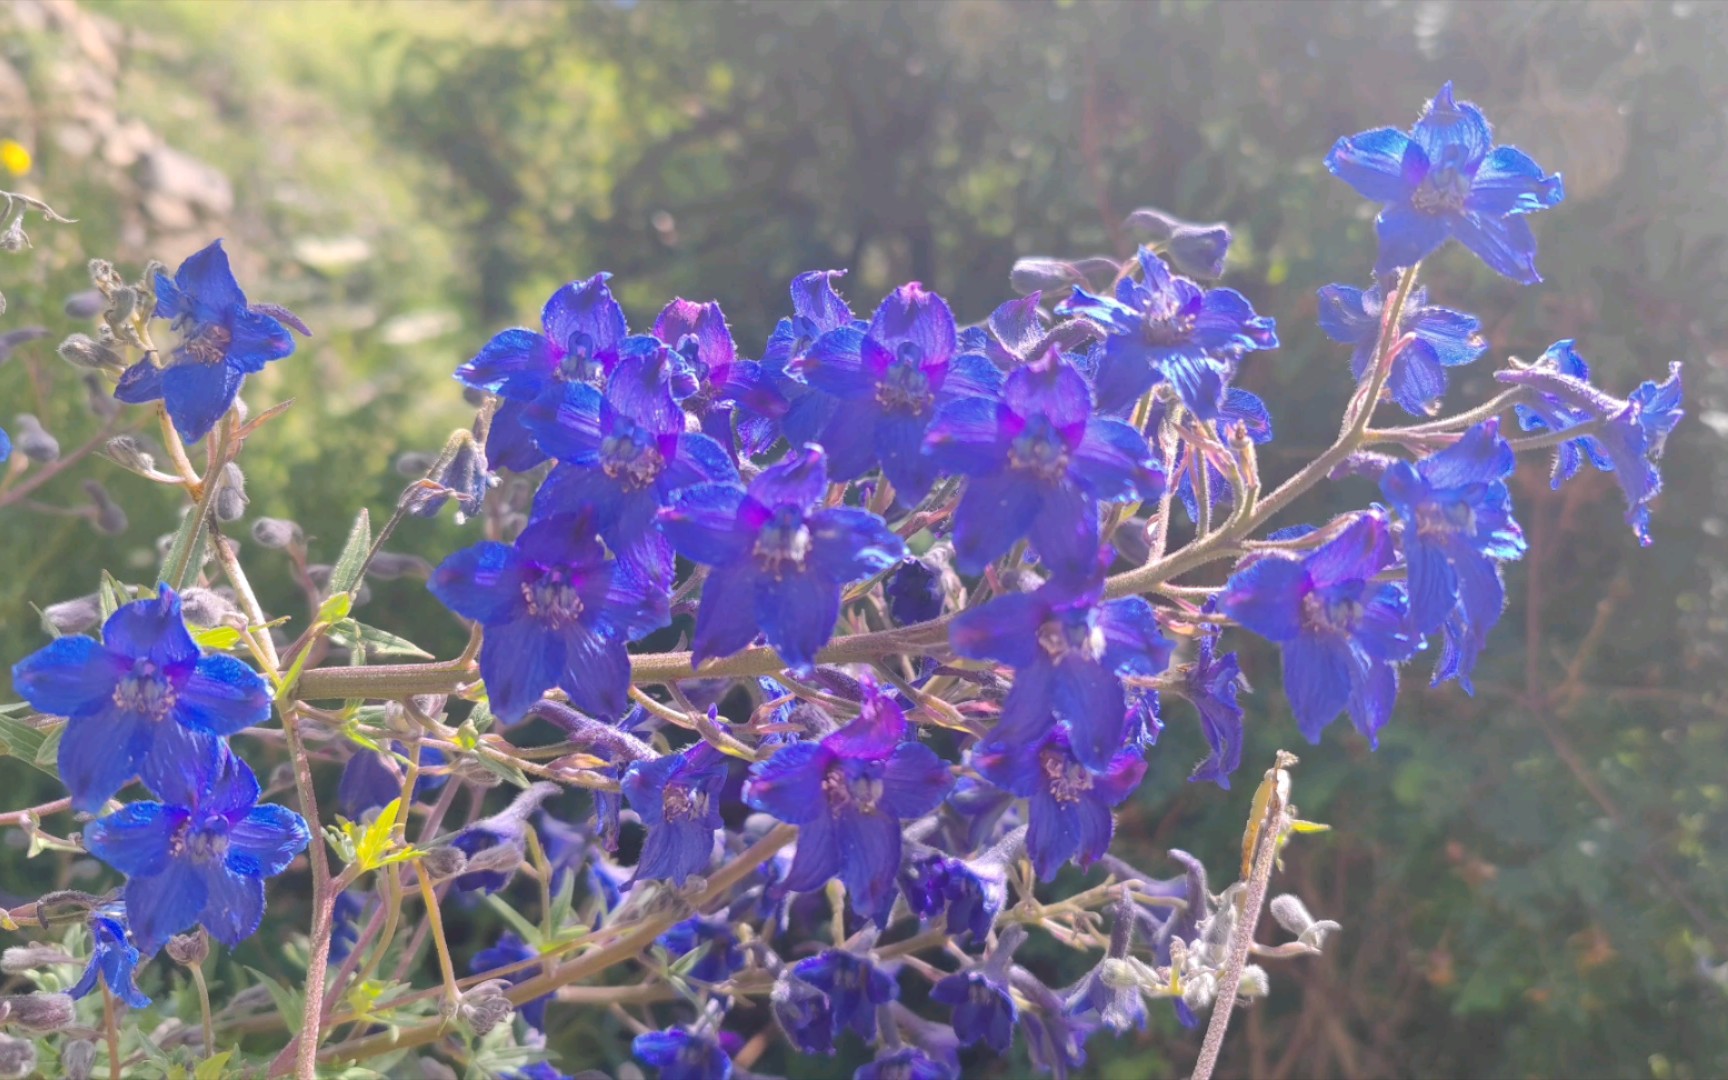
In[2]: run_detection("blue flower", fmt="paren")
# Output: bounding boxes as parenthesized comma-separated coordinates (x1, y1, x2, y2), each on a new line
(931, 968, 1016, 1051)
(502, 1066, 571, 1080)
(621, 740, 730, 886)
(951, 568, 1171, 771)
(471, 932, 551, 1031)
(1016, 969, 1096, 1080)
(1380, 421, 1524, 671)
(960, 294, 1048, 370)
(885, 557, 944, 626)
(771, 969, 837, 1055)
(328, 890, 365, 966)
(855, 1048, 956, 1080)
(798, 283, 1003, 500)
(973, 726, 1145, 881)
(1220, 513, 1415, 745)
(526, 339, 739, 571)
(791, 948, 898, 1041)
(447, 783, 560, 895)
(83, 749, 309, 955)
(1165, 622, 1245, 788)
(654, 297, 784, 451)
(11, 586, 272, 813)
(898, 852, 1002, 942)
(0, 426, 10, 462)
(1058, 247, 1276, 418)
(1502, 340, 1684, 546)
(428, 513, 668, 723)
(454, 273, 628, 471)
(660, 446, 905, 673)
(633, 1026, 733, 1080)
(70, 908, 150, 1008)
(336, 742, 446, 820)
(924, 357, 1162, 580)
(1316, 282, 1485, 416)
(113, 239, 307, 444)
(1165, 386, 1274, 525)
(1326, 83, 1565, 283)
(658, 916, 745, 984)
(744, 270, 861, 455)
(746, 682, 952, 919)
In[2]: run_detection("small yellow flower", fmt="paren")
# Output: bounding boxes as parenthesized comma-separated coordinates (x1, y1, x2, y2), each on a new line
(0, 139, 32, 176)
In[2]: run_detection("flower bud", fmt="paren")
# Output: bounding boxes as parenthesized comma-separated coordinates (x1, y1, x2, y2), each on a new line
(103, 435, 158, 476)
(83, 481, 128, 535)
(64, 290, 104, 319)
(0, 991, 74, 1032)
(0, 944, 74, 974)
(422, 845, 469, 881)
(251, 516, 302, 549)
(457, 980, 514, 1036)
(394, 450, 437, 478)
(212, 462, 248, 523)
(41, 594, 102, 635)
(366, 550, 431, 581)
(1009, 257, 1085, 296)
(61, 1038, 96, 1080)
(0, 1034, 34, 1080)
(56, 333, 124, 373)
(0, 327, 48, 365)
(12, 415, 58, 462)
(180, 587, 239, 628)
(165, 932, 208, 967)
(1236, 964, 1270, 999)
(0, 213, 29, 253)
(1180, 969, 1216, 1014)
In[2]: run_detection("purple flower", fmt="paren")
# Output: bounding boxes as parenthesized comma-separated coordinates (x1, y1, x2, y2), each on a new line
(771, 969, 837, 1055)
(1326, 83, 1564, 283)
(1166, 386, 1274, 524)
(973, 726, 1145, 881)
(898, 851, 1003, 942)
(745, 270, 861, 455)
(621, 741, 730, 886)
(1503, 340, 1684, 546)
(70, 908, 150, 1008)
(0, 427, 10, 462)
(526, 341, 739, 569)
(1164, 622, 1245, 788)
(799, 283, 1003, 500)
(1381, 421, 1524, 668)
(454, 273, 628, 471)
(633, 1027, 733, 1080)
(336, 743, 446, 820)
(115, 239, 308, 443)
(660, 446, 905, 673)
(951, 569, 1171, 770)
(1220, 513, 1415, 744)
(745, 683, 952, 919)
(930, 933, 1022, 1052)
(471, 932, 551, 1031)
(428, 513, 668, 723)
(447, 783, 559, 894)
(11, 586, 272, 813)
(1316, 282, 1485, 416)
(855, 1049, 956, 1080)
(791, 947, 898, 1040)
(83, 750, 308, 955)
(924, 357, 1162, 580)
(654, 297, 784, 450)
(658, 916, 745, 984)
(961, 294, 1048, 371)
(885, 557, 944, 626)
(1058, 247, 1276, 419)
(328, 890, 364, 966)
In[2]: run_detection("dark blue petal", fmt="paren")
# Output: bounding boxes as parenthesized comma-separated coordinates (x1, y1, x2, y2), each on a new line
(12, 635, 121, 718)
(104, 588, 198, 666)
(59, 708, 153, 812)
(176, 654, 272, 737)
(1071, 419, 1158, 502)
(1315, 283, 1374, 346)
(756, 570, 840, 674)
(520, 380, 604, 463)
(877, 742, 953, 819)
(808, 507, 906, 584)
(801, 325, 871, 399)
(924, 395, 1006, 476)
(161, 362, 244, 444)
(779, 811, 843, 893)
(200, 868, 266, 947)
(660, 483, 750, 566)
(747, 445, 828, 509)
(1410, 83, 1493, 173)
(745, 742, 831, 825)
(1373, 204, 1451, 277)
(1026, 483, 1100, 582)
(455, 328, 556, 399)
(1221, 556, 1306, 641)
(123, 861, 207, 955)
(476, 616, 565, 724)
(1325, 127, 1417, 203)
(1345, 657, 1399, 748)
(174, 240, 246, 324)
(559, 627, 631, 721)
(869, 283, 957, 364)
(1053, 661, 1129, 771)
(485, 398, 548, 472)
(1282, 634, 1353, 741)
(85, 803, 180, 878)
(1467, 145, 1564, 216)
(950, 591, 1045, 668)
(223, 308, 294, 374)
(227, 803, 309, 878)
(542, 274, 627, 362)
(429, 541, 525, 625)
(874, 409, 942, 501)
(114, 358, 165, 404)
(690, 562, 762, 667)
(1452, 211, 1542, 284)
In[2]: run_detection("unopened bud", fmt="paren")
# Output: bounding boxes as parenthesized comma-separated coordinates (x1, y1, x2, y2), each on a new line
(0, 327, 48, 364)
(13, 415, 58, 463)
(103, 435, 158, 475)
(0, 991, 74, 1032)
(62, 1038, 96, 1080)
(422, 845, 468, 881)
(394, 451, 437, 478)
(165, 932, 208, 967)
(0, 213, 29, 253)
(1236, 964, 1270, 999)
(64, 290, 104, 319)
(457, 980, 514, 1036)
(104, 286, 138, 328)
(366, 550, 430, 581)
(0, 944, 74, 974)
(1180, 970, 1216, 1014)
(1008, 257, 1085, 297)
(212, 462, 248, 522)
(179, 588, 238, 628)
(56, 333, 124, 373)
(0, 1034, 34, 1080)
(251, 517, 302, 549)
(41, 594, 101, 635)
(83, 481, 128, 535)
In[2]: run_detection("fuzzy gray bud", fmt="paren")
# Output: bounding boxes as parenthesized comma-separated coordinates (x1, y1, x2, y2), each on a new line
(1180, 970, 1217, 1014)
(0, 991, 75, 1032)
(0, 214, 28, 253)
(61, 1038, 96, 1080)
(422, 845, 469, 881)
(393, 451, 437, 478)
(0, 1034, 35, 1080)
(179, 588, 238, 628)
(0, 944, 74, 974)
(165, 932, 208, 967)
(1008, 257, 1086, 297)
(83, 481, 128, 535)
(1268, 893, 1340, 950)
(1236, 964, 1270, 999)
(56, 333, 124, 374)
(104, 435, 157, 475)
(13, 415, 58, 463)
(64, 290, 104, 319)
(41, 594, 102, 635)
(0, 327, 48, 365)
(251, 517, 302, 549)
(212, 462, 248, 523)
(457, 981, 514, 1036)
(366, 550, 431, 581)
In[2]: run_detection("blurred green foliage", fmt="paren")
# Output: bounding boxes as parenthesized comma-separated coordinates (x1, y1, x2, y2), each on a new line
(1, 1, 1725, 1076)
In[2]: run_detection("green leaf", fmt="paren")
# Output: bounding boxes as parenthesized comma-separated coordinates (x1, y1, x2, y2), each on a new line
(98, 571, 132, 623)
(159, 494, 212, 593)
(191, 625, 242, 651)
(467, 745, 530, 790)
(245, 966, 305, 1035)
(194, 1052, 234, 1080)
(33, 721, 63, 770)
(328, 621, 435, 661)
(481, 893, 546, 948)
(0, 714, 59, 779)
(319, 592, 354, 624)
(328, 509, 372, 596)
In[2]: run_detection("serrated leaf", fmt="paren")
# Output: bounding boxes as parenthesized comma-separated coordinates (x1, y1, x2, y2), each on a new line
(191, 625, 242, 651)
(245, 966, 304, 1035)
(328, 509, 372, 596)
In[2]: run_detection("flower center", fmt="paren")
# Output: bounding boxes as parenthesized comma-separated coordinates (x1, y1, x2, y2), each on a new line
(556, 332, 602, 384)
(1411, 166, 1471, 215)
(662, 782, 709, 823)
(112, 659, 175, 721)
(874, 344, 934, 414)
(968, 977, 1000, 1006)
(1008, 414, 1071, 482)
(1301, 586, 1363, 636)
(169, 818, 231, 864)
(1036, 611, 1104, 662)
(1040, 746, 1094, 805)
(1413, 497, 1475, 541)
(521, 567, 586, 628)
(1141, 307, 1196, 347)
(821, 763, 883, 816)
(600, 421, 666, 490)
(178, 322, 233, 366)
(753, 505, 812, 577)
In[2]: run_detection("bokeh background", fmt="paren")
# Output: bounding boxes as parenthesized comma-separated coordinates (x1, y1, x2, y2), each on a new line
(2, 1, 1726, 1076)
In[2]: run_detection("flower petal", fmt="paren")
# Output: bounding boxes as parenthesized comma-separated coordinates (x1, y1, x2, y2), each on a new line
(455, 328, 556, 399)
(1452, 211, 1542, 284)
(745, 742, 831, 825)
(541, 274, 627, 360)
(951, 472, 1045, 573)
(950, 591, 1045, 668)
(227, 804, 310, 878)
(124, 860, 207, 955)
(660, 483, 750, 566)
(174, 240, 246, 324)
(1325, 127, 1417, 204)
(12, 636, 121, 718)
(85, 802, 182, 879)
(476, 616, 565, 724)
(800, 325, 871, 399)
(877, 742, 953, 819)
(690, 562, 762, 667)
(756, 570, 840, 674)
(808, 507, 906, 584)
(520, 380, 604, 463)
(1281, 634, 1353, 742)
(176, 654, 272, 737)
(1026, 483, 1101, 581)
(559, 627, 631, 721)
(59, 707, 153, 812)
(104, 589, 198, 666)
(1373, 204, 1451, 277)
(429, 541, 525, 626)
(199, 867, 266, 947)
